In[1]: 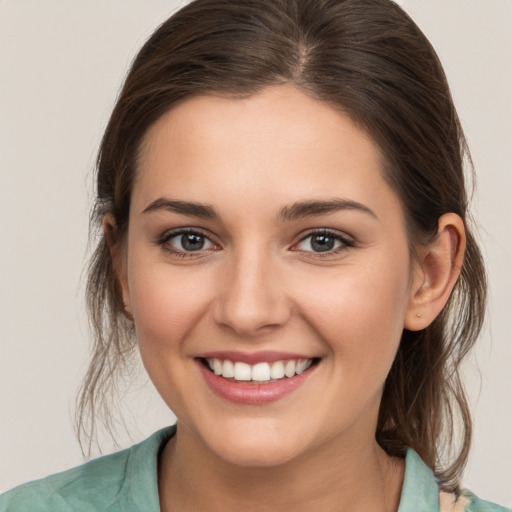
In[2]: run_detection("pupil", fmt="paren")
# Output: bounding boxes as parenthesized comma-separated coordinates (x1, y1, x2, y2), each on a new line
(312, 234, 334, 252)
(182, 233, 204, 251)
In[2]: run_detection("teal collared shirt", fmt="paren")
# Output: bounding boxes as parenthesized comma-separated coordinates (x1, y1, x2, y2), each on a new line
(0, 425, 509, 511)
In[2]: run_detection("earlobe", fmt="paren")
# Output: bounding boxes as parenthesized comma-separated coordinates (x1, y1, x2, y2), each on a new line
(102, 213, 133, 319)
(404, 213, 466, 331)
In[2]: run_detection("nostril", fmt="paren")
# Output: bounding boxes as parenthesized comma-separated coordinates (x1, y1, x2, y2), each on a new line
(211, 269, 291, 335)
(212, 299, 292, 336)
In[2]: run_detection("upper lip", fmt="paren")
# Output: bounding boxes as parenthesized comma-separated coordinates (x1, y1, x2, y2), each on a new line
(196, 350, 317, 365)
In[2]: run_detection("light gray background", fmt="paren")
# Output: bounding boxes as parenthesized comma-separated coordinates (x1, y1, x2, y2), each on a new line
(1, 0, 511, 505)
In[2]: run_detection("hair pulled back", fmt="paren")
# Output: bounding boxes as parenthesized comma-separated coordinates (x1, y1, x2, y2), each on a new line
(78, 0, 486, 493)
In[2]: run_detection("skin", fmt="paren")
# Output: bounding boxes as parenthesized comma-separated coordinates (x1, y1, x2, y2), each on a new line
(108, 84, 465, 511)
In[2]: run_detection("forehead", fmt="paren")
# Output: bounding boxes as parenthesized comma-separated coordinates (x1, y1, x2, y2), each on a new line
(134, 84, 402, 221)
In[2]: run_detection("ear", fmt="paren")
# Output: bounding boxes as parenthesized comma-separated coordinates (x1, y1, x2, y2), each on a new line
(102, 213, 133, 320)
(404, 213, 466, 331)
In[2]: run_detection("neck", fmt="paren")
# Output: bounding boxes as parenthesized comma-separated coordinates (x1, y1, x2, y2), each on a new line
(158, 423, 404, 512)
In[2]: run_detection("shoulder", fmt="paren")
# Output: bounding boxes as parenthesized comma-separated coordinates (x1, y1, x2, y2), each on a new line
(0, 446, 133, 512)
(440, 490, 510, 512)
(0, 426, 175, 512)
(401, 449, 510, 512)
(462, 492, 511, 512)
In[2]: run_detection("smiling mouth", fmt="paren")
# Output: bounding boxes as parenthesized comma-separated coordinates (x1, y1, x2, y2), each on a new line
(200, 357, 320, 383)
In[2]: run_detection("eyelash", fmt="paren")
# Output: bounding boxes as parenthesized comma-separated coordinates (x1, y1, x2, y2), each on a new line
(156, 228, 355, 258)
(294, 229, 355, 257)
(157, 228, 217, 258)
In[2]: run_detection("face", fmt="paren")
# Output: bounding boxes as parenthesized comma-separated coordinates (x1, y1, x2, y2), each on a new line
(119, 85, 421, 467)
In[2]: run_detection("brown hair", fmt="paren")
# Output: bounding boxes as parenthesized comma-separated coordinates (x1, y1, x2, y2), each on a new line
(77, 0, 486, 493)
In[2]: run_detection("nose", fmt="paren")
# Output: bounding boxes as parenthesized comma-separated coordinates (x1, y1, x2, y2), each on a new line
(212, 249, 291, 337)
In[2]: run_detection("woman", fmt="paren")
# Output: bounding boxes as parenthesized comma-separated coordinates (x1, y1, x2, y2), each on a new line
(0, 0, 508, 510)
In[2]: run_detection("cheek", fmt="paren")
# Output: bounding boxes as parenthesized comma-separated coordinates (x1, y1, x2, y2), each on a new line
(294, 256, 411, 373)
(126, 259, 215, 356)
(125, 259, 218, 417)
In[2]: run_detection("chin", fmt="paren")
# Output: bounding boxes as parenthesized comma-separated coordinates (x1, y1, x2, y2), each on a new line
(217, 441, 303, 468)
(198, 419, 308, 468)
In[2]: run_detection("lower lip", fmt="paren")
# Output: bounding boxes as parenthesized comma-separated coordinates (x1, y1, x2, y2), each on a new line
(197, 360, 317, 404)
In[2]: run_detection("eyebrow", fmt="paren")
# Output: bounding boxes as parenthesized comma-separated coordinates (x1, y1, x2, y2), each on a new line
(142, 197, 377, 222)
(278, 198, 377, 222)
(142, 198, 220, 219)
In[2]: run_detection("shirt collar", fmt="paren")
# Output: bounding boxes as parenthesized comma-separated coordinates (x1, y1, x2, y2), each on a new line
(116, 425, 176, 512)
(119, 428, 439, 511)
(398, 448, 440, 512)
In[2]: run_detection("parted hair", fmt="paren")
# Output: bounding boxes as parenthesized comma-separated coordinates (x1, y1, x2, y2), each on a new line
(77, 0, 486, 493)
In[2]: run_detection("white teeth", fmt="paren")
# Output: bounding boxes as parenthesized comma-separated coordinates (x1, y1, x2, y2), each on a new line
(206, 358, 314, 382)
(284, 360, 296, 378)
(233, 362, 252, 381)
(270, 361, 285, 379)
(222, 360, 234, 378)
(252, 362, 271, 382)
(295, 360, 307, 374)
(296, 359, 311, 375)
(213, 358, 223, 375)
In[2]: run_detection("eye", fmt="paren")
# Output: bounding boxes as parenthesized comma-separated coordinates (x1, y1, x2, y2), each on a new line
(294, 230, 354, 254)
(159, 228, 217, 254)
